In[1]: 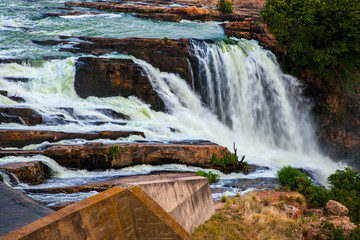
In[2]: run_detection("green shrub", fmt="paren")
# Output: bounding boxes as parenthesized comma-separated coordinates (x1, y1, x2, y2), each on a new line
(348, 226, 360, 240)
(276, 166, 330, 207)
(217, 0, 233, 13)
(328, 167, 360, 223)
(109, 144, 120, 158)
(196, 170, 220, 183)
(163, 37, 168, 44)
(276, 166, 310, 191)
(261, 0, 360, 93)
(318, 221, 345, 240)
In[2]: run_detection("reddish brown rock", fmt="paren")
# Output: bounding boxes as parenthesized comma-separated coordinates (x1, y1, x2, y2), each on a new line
(221, 21, 281, 53)
(43, 142, 229, 170)
(0, 129, 145, 148)
(0, 161, 50, 185)
(324, 200, 349, 217)
(75, 57, 165, 111)
(64, 2, 257, 22)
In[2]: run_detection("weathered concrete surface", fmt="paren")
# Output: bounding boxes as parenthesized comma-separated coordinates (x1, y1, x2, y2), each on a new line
(42, 142, 229, 170)
(2, 186, 190, 240)
(0, 182, 54, 237)
(0, 129, 145, 148)
(24, 172, 197, 194)
(0, 161, 50, 185)
(126, 176, 215, 233)
(75, 57, 165, 111)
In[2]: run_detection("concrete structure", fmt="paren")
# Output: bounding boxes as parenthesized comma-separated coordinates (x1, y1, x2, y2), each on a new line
(1, 176, 214, 239)
(0, 182, 54, 237)
(125, 176, 215, 233)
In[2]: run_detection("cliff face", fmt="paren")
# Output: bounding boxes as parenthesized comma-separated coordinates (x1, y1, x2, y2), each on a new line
(301, 71, 360, 164)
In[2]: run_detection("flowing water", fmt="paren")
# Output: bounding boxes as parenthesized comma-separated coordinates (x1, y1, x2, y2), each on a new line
(0, 0, 343, 205)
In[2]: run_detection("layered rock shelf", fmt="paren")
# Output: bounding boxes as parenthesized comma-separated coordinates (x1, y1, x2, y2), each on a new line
(64, 2, 260, 22)
(0, 129, 145, 148)
(42, 142, 228, 170)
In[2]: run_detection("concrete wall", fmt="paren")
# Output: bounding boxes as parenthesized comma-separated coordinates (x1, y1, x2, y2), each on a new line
(1, 187, 190, 240)
(126, 176, 215, 233)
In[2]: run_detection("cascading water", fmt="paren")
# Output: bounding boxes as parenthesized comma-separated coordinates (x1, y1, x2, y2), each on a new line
(190, 39, 315, 152)
(137, 39, 342, 184)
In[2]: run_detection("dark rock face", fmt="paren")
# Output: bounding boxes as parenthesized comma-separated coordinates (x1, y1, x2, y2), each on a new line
(0, 161, 51, 185)
(300, 71, 360, 163)
(0, 107, 42, 126)
(35, 37, 193, 83)
(75, 57, 165, 111)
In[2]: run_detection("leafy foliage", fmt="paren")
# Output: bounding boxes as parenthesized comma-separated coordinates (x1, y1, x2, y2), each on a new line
(196, 170, 220, 183)
(211, 153, 249, 174)
(261, 0, 360, 92)
(217, 0, 233, 13)
(276, 166, 330, 207)
(109, 144, 120, 158)
(328, 167, 360, 223)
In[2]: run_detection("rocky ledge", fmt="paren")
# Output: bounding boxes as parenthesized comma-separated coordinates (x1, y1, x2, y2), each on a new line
(0, 129, 145, 148)
(63, 2, 260, 22)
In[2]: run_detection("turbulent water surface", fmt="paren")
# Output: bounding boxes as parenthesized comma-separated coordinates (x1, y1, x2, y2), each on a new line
(0, 0, 343, 204)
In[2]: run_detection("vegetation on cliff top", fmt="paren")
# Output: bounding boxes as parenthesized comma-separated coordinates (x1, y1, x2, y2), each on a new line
(261, 0, 360, 94)
(277, 166, 360, 223)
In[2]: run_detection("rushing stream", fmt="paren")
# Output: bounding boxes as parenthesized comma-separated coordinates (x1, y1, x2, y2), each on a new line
(0, 0, 343, 205)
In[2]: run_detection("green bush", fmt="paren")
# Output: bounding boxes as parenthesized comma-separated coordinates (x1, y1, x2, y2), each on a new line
(276, 166, 330, 207)
(196, 170, 220, 183)
(261, 0, 360, 93)
(328, 167, 360, 223)
(276, 166, 310, 191)
(217, 0, 233, 13)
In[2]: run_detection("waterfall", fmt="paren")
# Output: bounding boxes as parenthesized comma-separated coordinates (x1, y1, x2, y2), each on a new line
(190, 39, 315, 153)
(137, 39, 342, 184)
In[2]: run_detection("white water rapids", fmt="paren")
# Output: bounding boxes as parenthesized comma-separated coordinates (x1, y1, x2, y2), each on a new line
(0, 39, 343, 204)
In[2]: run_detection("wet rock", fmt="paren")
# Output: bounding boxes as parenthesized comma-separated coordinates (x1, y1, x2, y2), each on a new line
(0, 161, 51, 185)
(34, 37, 193, 83)
(2, 77, 30, 83)
(325, 200, 349, 217)
(43, 142, 229, 170)
(75, 57, 165, 111)
(135, 13, 182, 22)
(0, 129, 145, 148)
(0, 107, 42, 125)
(221, 21, 281, 53)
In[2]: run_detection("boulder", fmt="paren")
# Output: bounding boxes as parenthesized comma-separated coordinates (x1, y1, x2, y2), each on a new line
(0, 161, 50, 185)
(324, 200, 349, 217)
(75, 57, 165, 111)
